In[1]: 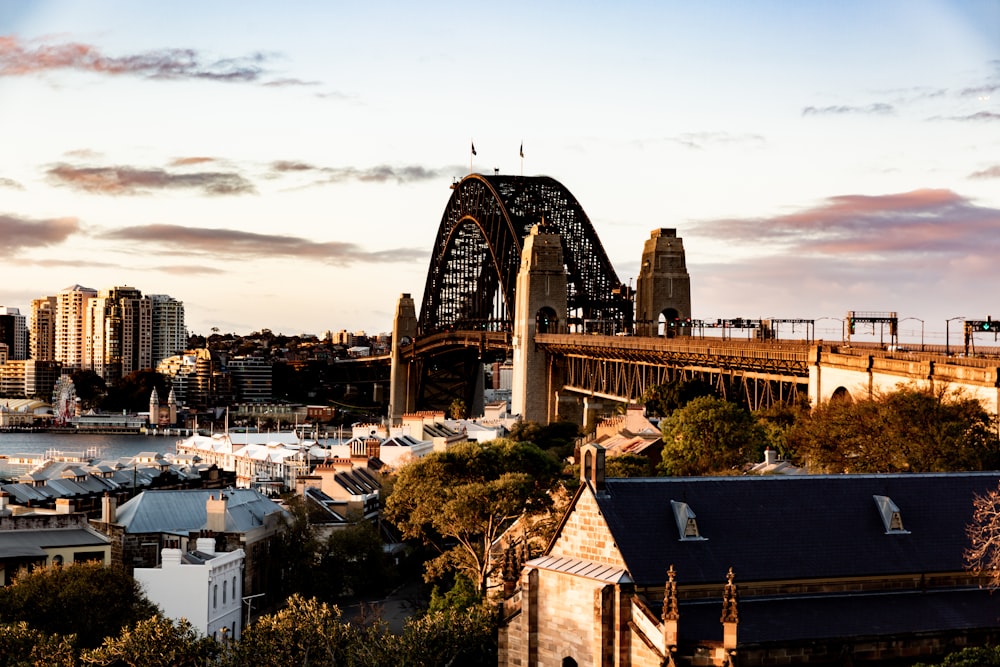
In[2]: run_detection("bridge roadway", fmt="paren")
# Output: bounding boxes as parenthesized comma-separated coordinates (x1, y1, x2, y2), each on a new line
(358, 330, 1000, 415)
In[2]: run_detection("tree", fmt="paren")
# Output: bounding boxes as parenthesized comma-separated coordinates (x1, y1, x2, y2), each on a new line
(384, 439, 561, 596)
(507, 419, 581, 459)
(101, 370, 171, 413)
(70, 369, 107, 410)
(605, 452, 653, 478)
(80, 617, 219, 667)
(0, 562, 158, 649)
(448, 398, 467, 420)
(642, 377, 716, 417)
(321, 520, 393, 598)
(789, 386, 1000, 473)
(657, 396, 766, 476)
(0, 622, 76, 667)
(965, 481, 1000, 590)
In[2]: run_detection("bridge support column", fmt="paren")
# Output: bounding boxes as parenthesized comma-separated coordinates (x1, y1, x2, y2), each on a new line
(635, 228, 691, 337)
(512, 224, 567, 424)
(389, 293, 418, 423)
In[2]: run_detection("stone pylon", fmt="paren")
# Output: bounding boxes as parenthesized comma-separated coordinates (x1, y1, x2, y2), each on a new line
(389, 293, 418, 423)
(635, 228, 692, 337)
(511, 223, 567, 424)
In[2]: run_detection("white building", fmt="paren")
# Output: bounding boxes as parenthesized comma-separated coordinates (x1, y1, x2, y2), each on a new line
(134, 538, 244, 641)
(175, 433, 310, 491)
(148, 294, 187, 367)
(55, 285, 97, 370)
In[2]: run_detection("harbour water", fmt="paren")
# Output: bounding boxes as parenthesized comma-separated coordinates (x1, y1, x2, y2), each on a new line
(0, 432, 173, 463)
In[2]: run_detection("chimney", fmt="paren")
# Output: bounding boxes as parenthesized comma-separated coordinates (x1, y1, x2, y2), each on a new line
(56, 498, 73, 514)
(160, 548, 183, 567)
(0, 491, 8, 512)
(764, 447, 778, 466)
(196, 537, 216, 554)
(101, 492, 117, 524)
(206, 493, 228, 533)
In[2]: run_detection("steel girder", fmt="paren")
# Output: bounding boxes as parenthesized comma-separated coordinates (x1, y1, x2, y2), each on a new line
(418, 174, 627, 334)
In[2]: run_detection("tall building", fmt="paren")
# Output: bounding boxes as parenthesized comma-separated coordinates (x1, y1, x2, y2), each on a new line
(87, 286, 152, 383)
(148, 294, 187, 367)
(55, 285, 97, 369)
(30, 297, 57, 361)
(0, 307, 27, 360)
(228, 356, 272, 403)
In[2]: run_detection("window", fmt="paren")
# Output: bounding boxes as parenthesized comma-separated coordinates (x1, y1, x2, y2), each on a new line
(213, 584, 218, 609)
(223, 580, 227, 604)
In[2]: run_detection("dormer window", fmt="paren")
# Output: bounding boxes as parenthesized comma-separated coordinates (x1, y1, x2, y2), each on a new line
(671, 500, 707, 541)
(873, 495, 909, 534)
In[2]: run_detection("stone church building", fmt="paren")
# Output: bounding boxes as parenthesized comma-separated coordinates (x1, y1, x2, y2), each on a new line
(498, 444, 1000, 666)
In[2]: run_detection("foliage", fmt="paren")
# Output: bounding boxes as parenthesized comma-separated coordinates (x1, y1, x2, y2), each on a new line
(507, 419, 581, 459)
(100, 370, 171, 412)
(427, 574, 481, 613)
(274, 495, 325, 599)
(789, 386, 1000, 473)
(604, 453, 653, 478)
(80, 616, 219, 667)
(224, 594, 360, 667)
(70, 370, 107, 410)
(913, 645, 1000, 667)
(0, 562, 158, 649)
(321, 520, 394, 598)
(384, 439, 561, 595)
(397, 603, 497, 667)
(753, 400, 808, 460)
(657, 396, 766, 476)
(0, 622, 76, 667)
(642, 377, 717, 417)
(448, 398, 468, 420)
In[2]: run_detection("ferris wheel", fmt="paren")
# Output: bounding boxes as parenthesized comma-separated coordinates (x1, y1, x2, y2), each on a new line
(52, 375, 77, 426)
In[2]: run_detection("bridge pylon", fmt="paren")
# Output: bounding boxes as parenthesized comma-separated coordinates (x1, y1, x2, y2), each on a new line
(389, 293, 418, 423)
(635, 228, 692, 337)
(512, 223, 567, 423)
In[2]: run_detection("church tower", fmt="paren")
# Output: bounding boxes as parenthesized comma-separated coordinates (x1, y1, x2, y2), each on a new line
(635, 228, 692, 337)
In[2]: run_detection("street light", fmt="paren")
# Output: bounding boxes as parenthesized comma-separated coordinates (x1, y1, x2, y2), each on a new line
(899, 317, 924, 352)
(945, 316, 964, 357)
(815, 317, 845, 344)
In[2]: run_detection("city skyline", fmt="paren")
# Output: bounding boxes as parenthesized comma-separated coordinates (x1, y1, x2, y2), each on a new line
(1, 1, 998, 343)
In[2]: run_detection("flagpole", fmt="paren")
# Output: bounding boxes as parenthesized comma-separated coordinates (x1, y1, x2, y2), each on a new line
(470, 139, 476, 173)
(519, 141, 524, 176)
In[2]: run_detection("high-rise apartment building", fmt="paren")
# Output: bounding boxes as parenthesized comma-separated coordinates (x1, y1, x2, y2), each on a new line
(148, 294, 187, 367)
(55, 285, 97, 369)
(87, 286, 152, 383)
(30, 297, 57, 361)
(0, 307, 27, 360)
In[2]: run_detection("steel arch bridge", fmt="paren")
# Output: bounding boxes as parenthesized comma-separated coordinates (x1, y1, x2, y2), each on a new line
(410, 174, 631, 412)
(419, 174, 629, 334)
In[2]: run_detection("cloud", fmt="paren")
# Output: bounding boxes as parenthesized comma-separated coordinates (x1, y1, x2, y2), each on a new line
(690, 189, 1000, 258)
(969, 165, 1000, 180)
(0, 177, 23, 190)
(100, 224, 420, 264)
(155, 264, 226, 275)
(168, 156, 218, 167)
(0, 35, 268, 83)
(929, 111, 1000, 122)
(46, 163, 255, 196)
(267, 161, 456, 185)
(262, 77, 320, 87)
(802, 103, 895, 116)
(0, 214, 80, 254)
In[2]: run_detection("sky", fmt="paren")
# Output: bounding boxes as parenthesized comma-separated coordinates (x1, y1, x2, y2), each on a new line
(0, 1, 998, 346)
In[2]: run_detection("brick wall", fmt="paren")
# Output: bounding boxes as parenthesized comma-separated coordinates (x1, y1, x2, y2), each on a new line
(549, 490, 627, 568)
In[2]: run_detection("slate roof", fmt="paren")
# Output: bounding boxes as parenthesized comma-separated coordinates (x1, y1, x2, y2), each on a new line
(114, 488, 285, 535)
(0, 526, 110, 559)
(595, 473, 1000, 587)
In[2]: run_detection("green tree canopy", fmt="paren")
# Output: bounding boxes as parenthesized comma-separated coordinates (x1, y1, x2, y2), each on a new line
(100, 370, 171, 413)
(788, 386, 1000, 473)
(657, 396, 767, 476)
(80, 616, 219, 667)
(0, 622, 76, 667)
(0, 562, 158, 649)
(384, 439, 561, 595)
(642, 376, 717, 417)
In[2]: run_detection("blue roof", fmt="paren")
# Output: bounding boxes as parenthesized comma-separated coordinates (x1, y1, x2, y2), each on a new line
(115, 488, 285, 535)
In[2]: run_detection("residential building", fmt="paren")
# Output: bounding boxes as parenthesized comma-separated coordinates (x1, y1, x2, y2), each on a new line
(55, 285, 97, 370)
(95, 488, 285, 600)
(0, 307, 27, 360)
(175, 433, 311, 491)
(30, 296, 57, 361)
(228, 356, 273, 403)
(0, 359, 61, 399)
(0, 492, 111, 585)
(294, 457, 381, 523)
(157, 348, 232, 409)
(148, 294, 187, 367)
(86, 286, 152, 383)
(497, 444, 1000, 666)
(134, 539, 244, 641)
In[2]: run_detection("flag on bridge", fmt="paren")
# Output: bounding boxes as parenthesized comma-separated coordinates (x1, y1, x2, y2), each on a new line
(471, 141, 477, 156)
(519, 142, 524, 158)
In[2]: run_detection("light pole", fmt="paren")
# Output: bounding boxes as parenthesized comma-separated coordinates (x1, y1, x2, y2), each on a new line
(816, 317, 845, 344)
(899, 317, 924, 352)
(945, 317, 964, 356)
